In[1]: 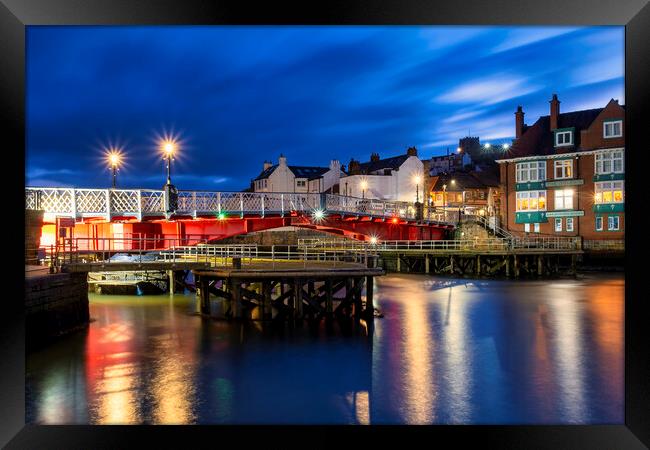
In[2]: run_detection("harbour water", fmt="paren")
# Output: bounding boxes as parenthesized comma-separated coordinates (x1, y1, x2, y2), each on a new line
(25, 273, 624, 425)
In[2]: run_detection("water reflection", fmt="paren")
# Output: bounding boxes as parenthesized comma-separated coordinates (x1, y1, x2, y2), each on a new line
(26, 274, 624, 424)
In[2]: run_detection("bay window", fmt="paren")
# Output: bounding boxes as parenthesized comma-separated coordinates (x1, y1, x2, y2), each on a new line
(594, 181, 624, 204)
(516, 161, 546, 183)
(595, 151, 624, 174)
(554, 189, 574, 210)
(516, 190, 547, 211)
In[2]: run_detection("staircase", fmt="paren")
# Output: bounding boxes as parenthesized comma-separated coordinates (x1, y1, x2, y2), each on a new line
(460, 214, 515, 240)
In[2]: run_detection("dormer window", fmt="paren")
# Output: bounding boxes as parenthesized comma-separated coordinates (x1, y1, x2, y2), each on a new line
(555, 130, 573, 147)
(603, 120, 622, 138)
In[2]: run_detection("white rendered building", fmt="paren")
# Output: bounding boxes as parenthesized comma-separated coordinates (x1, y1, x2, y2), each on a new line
(340, 147, 425, 202)
(252, 155, 345, 193)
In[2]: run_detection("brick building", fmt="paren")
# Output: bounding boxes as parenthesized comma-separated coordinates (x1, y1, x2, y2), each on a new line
(497, 94, 625, 240)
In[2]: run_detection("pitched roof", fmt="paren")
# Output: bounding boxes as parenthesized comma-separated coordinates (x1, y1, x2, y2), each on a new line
(254, 164, 331, 181)
(500, 107, 605, 159)
(357, 154, 410, 173)
(430, 171, 495, 191)
(289, 166, 329, 180)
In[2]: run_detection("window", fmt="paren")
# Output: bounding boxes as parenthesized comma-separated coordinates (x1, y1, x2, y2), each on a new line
(296, 180, 306, 187)
(555, 130, 573, 147)
(595, 151, 624, 174)
(604, 120, 622, 138)
(554, 189, 574, 210)
(594, 181, 624, 204)
(263, 179, 267, 188)
(516, 190, 547, 211)
(554, 159, 573, 179)
(555, 218, 562, 232)
(516, 161, 546, 183)
(566, 217, 574, 232)
(524, 223, 530, 233)
(534, 223, 540, 233)
(596, 216, 603, 231)
(608, 215, 620, 231)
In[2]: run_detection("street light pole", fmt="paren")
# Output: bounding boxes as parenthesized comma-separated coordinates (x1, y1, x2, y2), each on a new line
(107, 151, 121, 189)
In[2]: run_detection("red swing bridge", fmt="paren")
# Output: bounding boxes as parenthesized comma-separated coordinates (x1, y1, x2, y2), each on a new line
(26, 187, 457, 251)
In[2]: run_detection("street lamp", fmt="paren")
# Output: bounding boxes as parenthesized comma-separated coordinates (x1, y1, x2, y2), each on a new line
(360, 180, 368, 199)
(413, 175, 422, 203)
(457, 146, 462, 153)
(503, 143, 510, 150)
(161, 139, 177, 185)
(106, 149, 122, 189)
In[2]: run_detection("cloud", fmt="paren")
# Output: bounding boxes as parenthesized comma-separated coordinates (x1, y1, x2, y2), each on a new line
(490, 27, 580, 54)
(436, 75, 541, 106)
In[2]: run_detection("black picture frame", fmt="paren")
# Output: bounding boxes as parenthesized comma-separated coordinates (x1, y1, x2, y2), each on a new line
(3, 0, 649, 448)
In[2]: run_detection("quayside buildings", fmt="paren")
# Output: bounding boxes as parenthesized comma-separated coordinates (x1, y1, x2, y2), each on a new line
(497, 94, 625, 240)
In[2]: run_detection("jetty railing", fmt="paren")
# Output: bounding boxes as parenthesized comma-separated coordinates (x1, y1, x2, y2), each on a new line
(298, 236, 582, 252)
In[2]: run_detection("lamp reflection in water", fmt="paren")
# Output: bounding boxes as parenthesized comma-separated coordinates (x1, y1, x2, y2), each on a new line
(440, 284, 472, 422)
(400, 278, 437, 423)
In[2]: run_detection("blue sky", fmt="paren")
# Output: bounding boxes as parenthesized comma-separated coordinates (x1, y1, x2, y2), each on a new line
(26, 26, 624, 190)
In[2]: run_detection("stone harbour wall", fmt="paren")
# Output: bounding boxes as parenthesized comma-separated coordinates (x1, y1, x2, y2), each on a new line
(25, 272, 89, 348)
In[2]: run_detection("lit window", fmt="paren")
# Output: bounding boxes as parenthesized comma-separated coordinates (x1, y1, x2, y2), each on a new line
(604, 120, 622, 138)
(554, 159, 573, 179)
(555, 218, 562, 232)
(595, 151, 624, 174)
(524, 223, 530, 233)
(555, 131, 573, 147)
(596, 216, 603, 231)
(516, 190, 547, 212)
(608, 216, 617, 230)
(566, 217, 574, 232)
(594, 181, 624, 204)
(554, 189, 574, 210)
(516, 161, 546, 183)
(534, 223, 540, 233)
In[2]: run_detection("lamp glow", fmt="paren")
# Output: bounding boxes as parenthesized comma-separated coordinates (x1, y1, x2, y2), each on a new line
(312, 209, 325, 221)
(457, 147, 462, 153)
(503, 143, 510, 150)
(484, 143, 491, 149)
(369, 236, 378, 245)
(217, 212, 226, 220)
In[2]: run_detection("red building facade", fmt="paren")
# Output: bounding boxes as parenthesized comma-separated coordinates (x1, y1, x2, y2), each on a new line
(497, 95, 624, 241)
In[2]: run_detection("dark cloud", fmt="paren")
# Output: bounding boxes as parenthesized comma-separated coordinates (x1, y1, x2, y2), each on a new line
(26, 26, 624, 190)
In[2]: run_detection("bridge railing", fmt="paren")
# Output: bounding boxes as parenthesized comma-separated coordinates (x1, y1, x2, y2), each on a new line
(26, 187, 456, 225)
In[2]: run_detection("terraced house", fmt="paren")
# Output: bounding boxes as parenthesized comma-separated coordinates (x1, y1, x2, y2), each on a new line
(497, 94, 625, 242)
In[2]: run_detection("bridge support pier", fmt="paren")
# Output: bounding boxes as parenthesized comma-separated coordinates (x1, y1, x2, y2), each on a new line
(424, 255, 429, 274)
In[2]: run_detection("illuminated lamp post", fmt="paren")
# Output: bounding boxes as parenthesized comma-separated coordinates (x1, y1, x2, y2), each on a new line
(107, 150, 122, 189)
(160, 139, 179, 216)
(360, 180, 368, 199)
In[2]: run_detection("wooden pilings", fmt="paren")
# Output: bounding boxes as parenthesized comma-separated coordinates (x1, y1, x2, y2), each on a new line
(378, 251, 580, 279)
(193, 270, 379, 323)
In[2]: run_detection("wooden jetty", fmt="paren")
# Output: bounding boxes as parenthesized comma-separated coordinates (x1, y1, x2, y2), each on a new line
(194, 260, 383, 322)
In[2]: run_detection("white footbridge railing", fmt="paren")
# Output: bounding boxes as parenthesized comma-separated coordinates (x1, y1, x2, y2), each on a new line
(25, 187, 455, 225)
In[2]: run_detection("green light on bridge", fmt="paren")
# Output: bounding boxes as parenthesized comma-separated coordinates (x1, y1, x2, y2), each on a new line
(217, 212, 226, 220)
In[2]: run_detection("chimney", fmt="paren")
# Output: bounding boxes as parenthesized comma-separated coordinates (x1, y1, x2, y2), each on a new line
(329, 159, 340, 171)
(263, 160, 272, 170)
(348, 158, 361, 175)
(515, 105, 525, 139)
(549, 94, 560, 131)
(406, 146, 417, 157)
(278, 153, 287, 167)
(370, 153, 380, 162)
